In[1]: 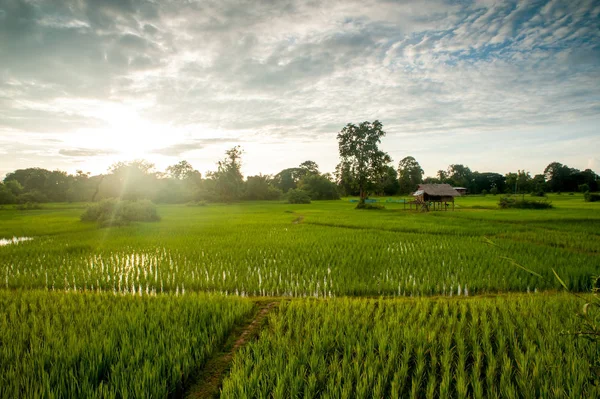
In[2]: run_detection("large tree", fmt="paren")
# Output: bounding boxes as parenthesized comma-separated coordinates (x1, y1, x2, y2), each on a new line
(166, 160, 198, 180)
(211, 146, 244, 202)
(105, 160, 157, 200)
(334, 161, 358, 196)
(298, 173, 340, 200)
(446, 164, 473, 188)
(397, 156, 424, 194)
(471, 172, 506, 194)
(337, 120, 391, 205)
(273, 161, 319, 193)
(298, 161, 320, 176)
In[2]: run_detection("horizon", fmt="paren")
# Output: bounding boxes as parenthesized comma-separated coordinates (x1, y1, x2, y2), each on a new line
(1, 0, 599, 179)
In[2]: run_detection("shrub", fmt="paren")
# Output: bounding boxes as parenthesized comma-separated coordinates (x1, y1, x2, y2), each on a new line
(265, 186, 283, 200)
(579, 184, 590, 193)
(498, 197, 553, 209)
(15, 202, 43, 210)
(186, 200, 208, 207)
(584, 191, 600, 202)
(531, 191, 546, 197)
(356, 203, 385, 210)
(286, 189, 311, 204)
(298, 174, 340, 200)
(17, 191, 48, 204)
(0, 185, 17, 204)
(490, 187, 498, 196)
(481, 189, 488, 196)
(81, 199, 160, 226)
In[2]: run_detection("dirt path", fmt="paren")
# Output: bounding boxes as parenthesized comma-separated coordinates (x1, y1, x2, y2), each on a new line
(184, 301, 278, 399)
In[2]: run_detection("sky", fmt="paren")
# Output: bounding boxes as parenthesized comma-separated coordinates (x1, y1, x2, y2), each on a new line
(0, 0, 599, 179)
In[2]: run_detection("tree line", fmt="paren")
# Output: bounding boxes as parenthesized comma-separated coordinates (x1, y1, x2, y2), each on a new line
(0, 147, 339, 205)
(0, 122, 598, 205)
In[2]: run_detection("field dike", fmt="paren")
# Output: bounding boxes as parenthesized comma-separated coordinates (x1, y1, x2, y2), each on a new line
(184, 300, 279, 399)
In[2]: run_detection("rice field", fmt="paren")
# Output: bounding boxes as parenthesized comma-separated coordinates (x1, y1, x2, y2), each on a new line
(0, 290, 254, 398)
(1, 195, 598, 297)
(0, 194, 599, 397)
(222, 295, 600, 398)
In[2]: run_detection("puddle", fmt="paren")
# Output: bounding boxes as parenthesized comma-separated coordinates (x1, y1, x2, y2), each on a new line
(0, 237, 33, 246)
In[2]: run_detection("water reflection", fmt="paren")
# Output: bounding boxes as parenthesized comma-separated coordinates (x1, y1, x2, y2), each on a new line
(0, 237, 33, 246)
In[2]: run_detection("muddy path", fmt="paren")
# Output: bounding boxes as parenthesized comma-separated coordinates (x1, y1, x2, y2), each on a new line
(184, 301, 278, 399)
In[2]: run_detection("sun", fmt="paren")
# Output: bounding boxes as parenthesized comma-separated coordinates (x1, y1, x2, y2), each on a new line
(67, 101, 174, 159)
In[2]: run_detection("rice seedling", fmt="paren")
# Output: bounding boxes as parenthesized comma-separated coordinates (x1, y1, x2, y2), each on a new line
(221, 294, 600, 398)
(0, 290, 253, 398)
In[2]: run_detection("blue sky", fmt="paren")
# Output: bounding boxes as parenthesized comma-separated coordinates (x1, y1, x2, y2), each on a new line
(0, 0, 599, 178)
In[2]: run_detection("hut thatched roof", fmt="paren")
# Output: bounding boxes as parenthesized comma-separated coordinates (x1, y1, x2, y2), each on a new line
(414, 184, 460, 197)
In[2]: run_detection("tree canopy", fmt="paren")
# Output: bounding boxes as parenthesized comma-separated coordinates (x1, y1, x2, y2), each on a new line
(1, 139, 598, 206)
(337, 120, 391, 204)
(397, 156, 424, 194)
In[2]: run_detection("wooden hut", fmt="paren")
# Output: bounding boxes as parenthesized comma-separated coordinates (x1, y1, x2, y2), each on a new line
(453, 187, 467, 196)
(410, 184, 460, 211)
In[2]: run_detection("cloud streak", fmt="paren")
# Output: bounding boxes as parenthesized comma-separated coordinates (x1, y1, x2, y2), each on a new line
(151, 138, 239, 157)
(59, 148, 115, 157)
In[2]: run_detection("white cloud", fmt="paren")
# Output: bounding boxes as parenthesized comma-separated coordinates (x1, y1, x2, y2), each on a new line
(0, 0, 599, 177)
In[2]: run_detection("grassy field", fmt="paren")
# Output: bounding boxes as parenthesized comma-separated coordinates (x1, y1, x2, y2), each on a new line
(1, 194, 599, 296)
(1, 194, 599, 396)
(0, 290, 254, 398)
(222, 294, 599, 398)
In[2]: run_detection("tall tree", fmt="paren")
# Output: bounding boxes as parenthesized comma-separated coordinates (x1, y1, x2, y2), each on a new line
(334, 161, 358, 196)
(212, 146, 244, 202)
(446, 164, 473, 188)
(105, 160, 157, 200)
(298, 161, 319, 176)
(298, 173, 340, 200)
(166, 160, 197, 180)
(544, 162, 571, 192)
(436, 170, 448, 183)
(397, 156, 424, 194)
(243, 175, 281, 200)
(337, 120, 391, 205)
(272, 168, 302, 193)
(471, 172, 506, 194)
(379, 165, 400, 195)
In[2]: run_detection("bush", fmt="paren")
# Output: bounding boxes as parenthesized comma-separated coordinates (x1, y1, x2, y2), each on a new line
(481, 189, 488, 196)
(186, 200, 208, 207)
(298, 174, 340, 200)
(17, 191, 48, 204)
(490, 187, 498, 196)
(264, 186, 283, 200)
(530, 191, 546, 197)
(579, 184, 590, 193)
(81, 199, 160, 226)
(356, 203, 385, 210)
(15, 202, 43, 210)
(498, 197, 553, 209)
(0, 185, 16, 204)
(286, 189, 311, 204)
(584, 191, 600, 202)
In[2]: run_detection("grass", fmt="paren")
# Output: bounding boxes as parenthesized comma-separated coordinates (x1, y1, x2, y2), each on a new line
(222, 294, 600, 398)
(1, 194, 599, 396)
(1, 194, 598, 296)
(0, 290, 254, 398)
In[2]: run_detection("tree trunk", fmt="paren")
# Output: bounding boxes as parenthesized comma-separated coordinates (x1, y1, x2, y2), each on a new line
(91, 176, 104, 202)
(359, 187, 366, 205)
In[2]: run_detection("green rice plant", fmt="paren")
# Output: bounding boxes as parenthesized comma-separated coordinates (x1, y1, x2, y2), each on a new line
(0, 290, 253, 398)
(221, 294, 600, 398)
(1, 197, 599, 297)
